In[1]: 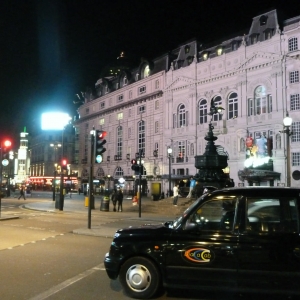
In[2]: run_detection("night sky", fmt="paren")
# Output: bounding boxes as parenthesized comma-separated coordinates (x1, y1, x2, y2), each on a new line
(0, 0, 299, 145)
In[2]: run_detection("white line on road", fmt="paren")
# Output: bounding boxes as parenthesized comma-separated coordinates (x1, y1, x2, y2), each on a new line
(29, 263, 105, 300)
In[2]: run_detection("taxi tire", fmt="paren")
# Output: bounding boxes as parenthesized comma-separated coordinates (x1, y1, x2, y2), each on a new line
(119, 256, 161, 299)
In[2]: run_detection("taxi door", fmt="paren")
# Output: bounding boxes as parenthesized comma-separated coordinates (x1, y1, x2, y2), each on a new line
(163, 196, 241, 290)
(237, 194, 300, 295)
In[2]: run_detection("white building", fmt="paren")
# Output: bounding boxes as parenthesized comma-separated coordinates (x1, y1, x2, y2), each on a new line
(76, 9, 300, 193)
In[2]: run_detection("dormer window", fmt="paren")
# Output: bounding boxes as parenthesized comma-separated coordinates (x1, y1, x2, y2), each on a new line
(185, 45, 190, 54)
(135, 73, 139, 81)
(187, 56, 193, 65)
(264, 28, 273, 40)
(259, 15, 268, 26)
(143, 65, 150, 78)
(123, 76, 128, 86)
(202, 52, 209, 61)
(177, 60, 184, 69)
(232, 41, 238, 51)
(217, 47, 223, 56)
(250, 34, 259, 45)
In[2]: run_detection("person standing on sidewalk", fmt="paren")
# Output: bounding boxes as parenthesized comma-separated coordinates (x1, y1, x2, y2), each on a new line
(116, 188, 123, 212)
(173, 184, 179, 206)
(18, 186, 26, 200)
(186, 177, 196, 198)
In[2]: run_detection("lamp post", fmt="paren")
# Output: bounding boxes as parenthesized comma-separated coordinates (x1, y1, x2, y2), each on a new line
(167, 147, 172, 197)
(50, 143, 61, 200)
(283, 112, 293, 187)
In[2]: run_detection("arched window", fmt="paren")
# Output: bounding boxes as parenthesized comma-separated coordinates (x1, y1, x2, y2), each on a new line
(198, 99, 207, 124)
(178, 104, 186, 127)
(228, 92, 238, 119)
(138, 120, 145, 154)
(143, 65, 150, 78)
(254, 86, 272, 115)
(114, 166, 124, 178)
(117, 126, 123, 157)
(212, 96, 222, 121)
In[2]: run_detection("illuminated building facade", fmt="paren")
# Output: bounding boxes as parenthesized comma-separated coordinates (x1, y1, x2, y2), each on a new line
(76, 9, 300, 192)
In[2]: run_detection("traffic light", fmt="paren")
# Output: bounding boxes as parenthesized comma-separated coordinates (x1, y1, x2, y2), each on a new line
(2, 140, 12, 159)
(131, 159, 141, 173)
(61, 159, 68, 170)
(95, 130, 107, 163)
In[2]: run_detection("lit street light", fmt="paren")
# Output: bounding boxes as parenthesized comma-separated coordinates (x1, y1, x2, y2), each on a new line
(167, 146, 172, 197)
(282, 112, 293, 187)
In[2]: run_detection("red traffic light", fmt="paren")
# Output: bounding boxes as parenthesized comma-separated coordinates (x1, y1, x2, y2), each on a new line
(98, 131, 107, 139)
(62, 159, 67, 166)
(4, 140, 11, 147)
(131, 159, 137, 164)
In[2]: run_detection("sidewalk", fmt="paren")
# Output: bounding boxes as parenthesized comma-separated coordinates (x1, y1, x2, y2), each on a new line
(20, 192, 188, 237)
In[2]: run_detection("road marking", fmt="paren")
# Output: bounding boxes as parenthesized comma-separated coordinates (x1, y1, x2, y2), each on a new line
(29, 263, 104, 300)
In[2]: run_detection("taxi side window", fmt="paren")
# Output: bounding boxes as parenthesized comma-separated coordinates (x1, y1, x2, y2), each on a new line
(189, 197, 237, 231)
(247, 197, 298, 233)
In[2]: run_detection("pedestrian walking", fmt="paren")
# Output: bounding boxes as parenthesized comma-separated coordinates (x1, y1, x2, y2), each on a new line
(18, 186, 26, 200)
(116, 188, 123, 212)
(173, 184, 179, 206)
(110, 189, 117, 212)
(186, 177, 196, 198)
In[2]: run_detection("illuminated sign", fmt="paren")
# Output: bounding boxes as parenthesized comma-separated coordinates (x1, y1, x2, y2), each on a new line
(244, 156, 271, 168)
(41, 112, 71, 130)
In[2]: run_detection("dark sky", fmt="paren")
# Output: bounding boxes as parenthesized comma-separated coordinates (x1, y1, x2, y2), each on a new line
(0, 0, 299, 145)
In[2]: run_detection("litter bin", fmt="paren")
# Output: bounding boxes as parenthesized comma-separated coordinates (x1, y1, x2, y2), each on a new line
(100, 195, 110, 211)
(55, 194, 60, 209)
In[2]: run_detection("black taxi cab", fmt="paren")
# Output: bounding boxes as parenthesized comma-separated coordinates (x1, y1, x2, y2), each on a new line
(104, 187, 300, 299)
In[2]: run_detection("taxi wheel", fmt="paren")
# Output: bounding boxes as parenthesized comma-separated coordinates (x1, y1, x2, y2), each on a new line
(119, 256, 161, 299)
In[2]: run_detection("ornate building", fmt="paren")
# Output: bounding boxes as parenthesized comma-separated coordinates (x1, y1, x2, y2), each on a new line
(76, 9, 300, 194)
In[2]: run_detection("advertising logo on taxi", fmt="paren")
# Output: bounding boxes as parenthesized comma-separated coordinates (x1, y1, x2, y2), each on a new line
(183, 247, 214, 263)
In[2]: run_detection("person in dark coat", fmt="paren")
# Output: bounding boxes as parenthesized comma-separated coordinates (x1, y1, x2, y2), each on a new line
(116, 188, 123, 212)
(110, 189, 117, 212)
(18, 186, 26, 200)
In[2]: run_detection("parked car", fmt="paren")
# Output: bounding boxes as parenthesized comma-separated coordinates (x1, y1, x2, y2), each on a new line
(104, 187, 300, 299)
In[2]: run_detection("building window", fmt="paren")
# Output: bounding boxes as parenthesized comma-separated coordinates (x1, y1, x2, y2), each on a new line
(190, 143, 194, 156)
(290, 71, 299, 84)
(228, 92, 238, 119)
(114, 166, 124, 177)
(117, 94, 123, 102)
(198, 99, 207, 124)
(138, 85, 146, 94)
(203, 52, 209, 60)
(100, 102, 105, 109)
(155, 121, 159, 133)
(117, 112, 123, 120)
(178, 104, 186, 127)
(85, 108, 89, 114)
(177, 141, 185, 163)
(117, 126, 122, 157)
(143, 65, 150, 78)
(123, 76, 128, 86)
(291, 94, 300, 111)
(99, 118, 104, 125)
(292, 122, 300, 142)
(289, 37, 298, 52)
(104, 84, 109, 94)
(217, 47, 223, 56)
(212, 96, 222, 121)
(138, 120, 145, 154)
(292, 152, 300, 166)
(129, 90, 133, 99)
(155, 80, 159, 89)
(155, 100, 159, 110)
(253, 86, 272, 115)
(138, 105, 146, 114)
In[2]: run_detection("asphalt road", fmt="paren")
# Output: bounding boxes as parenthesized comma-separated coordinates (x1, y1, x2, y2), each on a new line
(0, 197, 292, 300)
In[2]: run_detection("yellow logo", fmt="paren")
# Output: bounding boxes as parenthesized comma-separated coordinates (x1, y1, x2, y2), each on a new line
(184, 248, 213, 263)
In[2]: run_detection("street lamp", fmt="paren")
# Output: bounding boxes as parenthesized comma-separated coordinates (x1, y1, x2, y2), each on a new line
(50, 143, 61, 200)
(167, 146, 172, 196)
(283, 112, 293, 187)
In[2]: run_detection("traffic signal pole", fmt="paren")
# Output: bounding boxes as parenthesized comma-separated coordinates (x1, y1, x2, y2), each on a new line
(88, 128, 95, 229)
